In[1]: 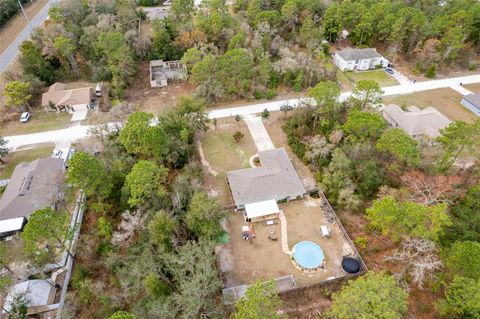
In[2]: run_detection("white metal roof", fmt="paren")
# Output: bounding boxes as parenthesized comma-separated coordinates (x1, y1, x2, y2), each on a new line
(0, 217, 25, 234)
(245, 200, 279, 219)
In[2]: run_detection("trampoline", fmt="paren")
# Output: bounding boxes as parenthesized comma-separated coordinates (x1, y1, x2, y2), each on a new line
(291, 241, 325, 272)
(341, 257, 361, 274)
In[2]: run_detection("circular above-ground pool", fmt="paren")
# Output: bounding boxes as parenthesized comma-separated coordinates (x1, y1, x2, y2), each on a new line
(291, 241, 325, 272)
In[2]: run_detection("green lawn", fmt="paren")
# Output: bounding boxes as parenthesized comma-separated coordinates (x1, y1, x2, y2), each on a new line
(201, 130, 256, 173)
(0, 145, 54, 179)
(0, 112, 71, 136)
(336, 69, 398, 90)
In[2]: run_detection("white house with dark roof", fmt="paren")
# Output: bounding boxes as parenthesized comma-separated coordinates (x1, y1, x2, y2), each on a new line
(227, 148, 306, 219)
(382, 104, 452, 139)
(334, 48, 389, 71)
(460, 93, 480, 116)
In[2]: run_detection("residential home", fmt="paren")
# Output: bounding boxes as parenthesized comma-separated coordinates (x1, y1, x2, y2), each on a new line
(227, 148, 306, 220)
(382, 104, 452, 139)
(0, 158, 64, 237)
(460, 93, 480, 116)
(41, 82, 95, 112)
(334, 48, 389, 72)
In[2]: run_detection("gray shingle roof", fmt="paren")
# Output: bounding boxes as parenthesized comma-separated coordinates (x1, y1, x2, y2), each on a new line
(0, 158, 64, 221)
(382, 104, 452, 138)
(336, 48, 383, 61)
(227, 148, 306, 207)
(462, 93, 480, 108)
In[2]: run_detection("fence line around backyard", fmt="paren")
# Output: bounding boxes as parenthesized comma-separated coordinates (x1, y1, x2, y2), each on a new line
(55, 191, 86, 319)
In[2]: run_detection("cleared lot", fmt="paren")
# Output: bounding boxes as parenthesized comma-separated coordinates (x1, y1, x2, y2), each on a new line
(0, 112, 71, 135)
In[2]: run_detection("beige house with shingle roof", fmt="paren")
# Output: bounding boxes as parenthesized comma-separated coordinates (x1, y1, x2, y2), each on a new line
(41, 82, 95, 112)
(227, 148, 306, 209)
(382, 104, 452, 138)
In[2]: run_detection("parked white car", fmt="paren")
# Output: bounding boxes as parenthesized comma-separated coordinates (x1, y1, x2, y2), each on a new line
(19, 112, 30, 123)
(95, 82, 103, 97)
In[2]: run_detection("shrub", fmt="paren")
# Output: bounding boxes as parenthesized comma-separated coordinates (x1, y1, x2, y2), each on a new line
(233, 131, 244, 142)
(261, 108, 270, 119)
(266, 88, 277, 100)
(354, 236, 368, 249)
(234, 114, 241, 122)
(425, 64, 437, 78)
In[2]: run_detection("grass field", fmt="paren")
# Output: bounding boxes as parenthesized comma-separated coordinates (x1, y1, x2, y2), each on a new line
(0, 112, 71, 135)
(383, 88, 476, 123)
(337, 69, 398, 90)
(464, 83, 480, 93)
(0, 144, 54, 179)
(201, 129, 256, 173)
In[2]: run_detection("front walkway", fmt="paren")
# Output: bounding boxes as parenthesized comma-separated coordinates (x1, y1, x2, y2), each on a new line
(279, 210, 290, 254)
(450, 84, 474, 96)
(242, 115, 275, 152)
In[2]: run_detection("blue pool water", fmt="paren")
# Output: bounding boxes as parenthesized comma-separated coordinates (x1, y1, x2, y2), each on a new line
(292, 241, 324, 269)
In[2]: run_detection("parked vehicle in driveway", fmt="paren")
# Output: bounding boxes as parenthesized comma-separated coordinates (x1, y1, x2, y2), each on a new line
(95, 82, 103, 97)
(385, 67, 394, 75)
(19, 112, 30, 123)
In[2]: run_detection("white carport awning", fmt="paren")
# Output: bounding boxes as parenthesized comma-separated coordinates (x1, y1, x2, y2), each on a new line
(0, 217, 25, 234)
(245, 200, 279, 219)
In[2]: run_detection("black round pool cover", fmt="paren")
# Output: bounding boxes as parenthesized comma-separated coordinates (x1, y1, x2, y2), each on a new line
(342, 257, 361, 274)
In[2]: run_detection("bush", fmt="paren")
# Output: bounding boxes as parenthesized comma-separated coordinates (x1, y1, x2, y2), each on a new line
(354, 236, 368, 249)
(261, 108, 270, 119)
(266, 88, 277, 100)
(233, 131, 244, 142)
(234, 114, 241, 122)
(254, 90, 264, 100)
(425, 64, 437, 78)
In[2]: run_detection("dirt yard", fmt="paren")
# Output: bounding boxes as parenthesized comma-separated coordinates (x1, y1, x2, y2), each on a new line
(125, 60, 196, 115)
(0, 0, 49, 54)
(464, 83, 480, 93)
(218, 197, 356, 289)
(383, 88, 476, 123)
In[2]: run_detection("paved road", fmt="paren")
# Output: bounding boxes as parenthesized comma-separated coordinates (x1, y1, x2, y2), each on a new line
(4, 73, 480, 150)
(0, 0, 59, 73)
(208, 73, 480, 119)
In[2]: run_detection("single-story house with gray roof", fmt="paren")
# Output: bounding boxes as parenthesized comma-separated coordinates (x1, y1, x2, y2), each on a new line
(334, 48, 389, 72)
(460, 93, 480, 116)
(227, 148, 306, 211)
(382, 104, 452, 139)
(0, 158, 64, 237)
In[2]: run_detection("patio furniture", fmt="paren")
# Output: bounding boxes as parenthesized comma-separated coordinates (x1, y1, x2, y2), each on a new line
(320, 225, 331, 238)
(265, 219, 278, 226)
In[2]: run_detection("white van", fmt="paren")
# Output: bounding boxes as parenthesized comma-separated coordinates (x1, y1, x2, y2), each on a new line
(95, 82, 103, 97)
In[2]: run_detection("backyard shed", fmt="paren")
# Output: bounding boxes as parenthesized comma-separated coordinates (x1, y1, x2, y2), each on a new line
(244, 200, 280, 222)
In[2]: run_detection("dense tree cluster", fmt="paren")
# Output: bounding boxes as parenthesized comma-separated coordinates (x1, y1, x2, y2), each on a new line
(17, 0, 148, 97)
(62, 98, 226, 318)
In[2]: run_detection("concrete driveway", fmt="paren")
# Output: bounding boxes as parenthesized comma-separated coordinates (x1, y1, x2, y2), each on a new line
(242, 115, 275, 152)
(387, 68, 411, 85)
